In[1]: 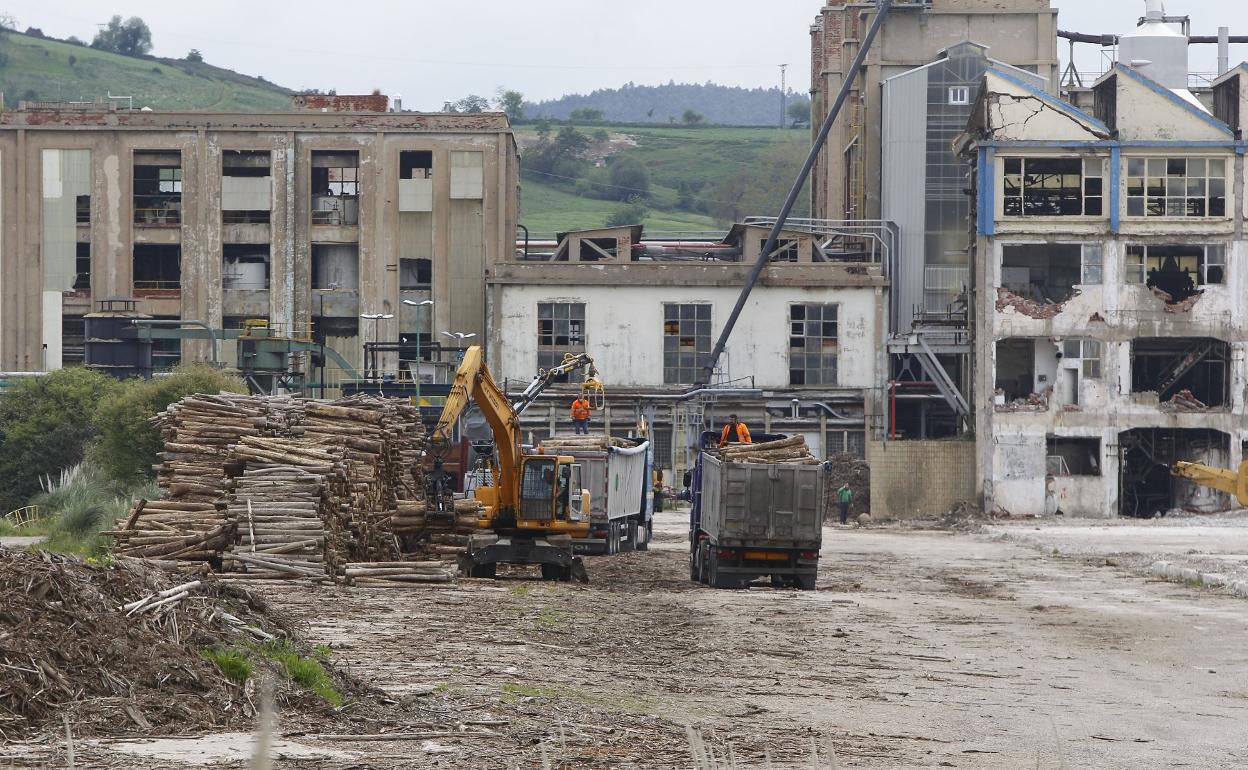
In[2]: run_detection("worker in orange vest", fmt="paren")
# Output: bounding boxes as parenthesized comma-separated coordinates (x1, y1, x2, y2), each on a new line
(718, 414, 752, 447)
(571, 396, 592, 434)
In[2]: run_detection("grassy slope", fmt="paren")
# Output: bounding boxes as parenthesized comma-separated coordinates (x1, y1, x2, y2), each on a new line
(0, 33, 290, 111)
(516, 125, 807, 234)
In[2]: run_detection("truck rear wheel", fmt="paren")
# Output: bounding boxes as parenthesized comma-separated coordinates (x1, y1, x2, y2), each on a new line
(796, 573, 817, 590)
(468, 562, 497, 579)
(636, 521, 650, 551)
(624, 521, 638, 552)
(708, 552, 742, 589)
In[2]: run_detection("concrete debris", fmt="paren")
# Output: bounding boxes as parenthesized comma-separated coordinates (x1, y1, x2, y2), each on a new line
(1161, 389, 1208, 412)
(996, 287, 1063, 320)
(1163, 292, 1203, 314)
(996, 387, 1051, 411)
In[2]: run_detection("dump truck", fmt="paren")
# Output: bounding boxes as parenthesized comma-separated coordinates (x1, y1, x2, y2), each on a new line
(689, 431, 824, 589)
(541, 439, 652, 555)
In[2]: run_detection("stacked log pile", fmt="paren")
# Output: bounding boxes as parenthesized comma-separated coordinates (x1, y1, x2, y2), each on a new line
(107, 499, 232, 564)
(343, 561, 456, 585)
(223, 465, 328, 580)
(540, 434, 636, 452)
(718, 435, 820, 465)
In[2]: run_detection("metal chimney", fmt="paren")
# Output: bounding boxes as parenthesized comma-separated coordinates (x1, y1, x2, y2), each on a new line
(1119, 0, 1188, 89)
(1218, 27, 1230, 75)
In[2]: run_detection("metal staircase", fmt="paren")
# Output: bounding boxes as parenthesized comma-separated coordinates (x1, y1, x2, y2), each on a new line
(1155, 340, 1215, 398)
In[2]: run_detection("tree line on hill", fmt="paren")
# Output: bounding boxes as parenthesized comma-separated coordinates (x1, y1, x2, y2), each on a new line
(526, 81, 811, 127)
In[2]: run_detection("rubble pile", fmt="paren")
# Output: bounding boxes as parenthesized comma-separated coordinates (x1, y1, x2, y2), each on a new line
(996, 287, 1064, 320)
(823, 453, 870, 522)
(0, 547, 360, 738)
(1162, 388, 1208, 412)
(1163, 293, 1203, 313)
(996, 387, 1051, 411)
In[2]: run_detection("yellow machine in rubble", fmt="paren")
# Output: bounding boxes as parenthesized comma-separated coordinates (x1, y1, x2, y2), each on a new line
(1171, 461, 1248, 507)
(428, 346, 602, 581)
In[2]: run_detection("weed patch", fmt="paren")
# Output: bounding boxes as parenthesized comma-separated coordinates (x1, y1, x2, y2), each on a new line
(202, 647, 253, 684)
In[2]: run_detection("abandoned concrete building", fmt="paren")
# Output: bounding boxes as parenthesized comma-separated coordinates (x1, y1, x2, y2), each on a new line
(488, 222, 890, 476)
(960, 23, 1248, 517)
(0, 95, 519, 379)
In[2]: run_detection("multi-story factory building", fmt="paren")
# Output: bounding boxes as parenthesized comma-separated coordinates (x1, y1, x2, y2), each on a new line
(0, 94, 518, 377)
(960, 28, 1248, 517)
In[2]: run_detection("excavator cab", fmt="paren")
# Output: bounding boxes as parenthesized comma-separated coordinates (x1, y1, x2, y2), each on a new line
(517, 456, 589, 529)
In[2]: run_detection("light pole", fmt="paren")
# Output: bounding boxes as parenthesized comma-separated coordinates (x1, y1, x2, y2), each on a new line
(359, 313, 393, 380)
(441, 331, 476, 363)
(402, 298, 434, 406)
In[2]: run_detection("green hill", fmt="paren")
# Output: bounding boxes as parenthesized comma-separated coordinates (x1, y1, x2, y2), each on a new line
(516, 124, 810, 235)
(0, 32, 290, 111)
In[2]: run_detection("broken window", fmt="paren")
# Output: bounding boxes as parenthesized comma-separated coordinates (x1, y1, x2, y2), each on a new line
(62, 315, 85, 366)
(1002, 157, 1102, 217)
(76, 195, 90, 225)
(222, 150, 271, 224)
(1047, 437, 1100, 476)
(580, 238, 619, 261)
(133, 151, 182, 225)
(762, 239, 799, 262)
(311, 151, 360, 225)
(74, 242, 90, 292)
(223, 244, 270, 291)
(400, 151, 433, 180)
(399, 258, 432, 291)
(1000, 243, 1099, 304)
(1125, 244, 1224, 303)
(789, 304, 838, 386)
(995, 338, 1055, 405)
(537, 303, 586, 379)
(663, 304, 712, 385)
(1126, 157, 1227, 217)
(132, 244, 181, 292)
(1131, 338, 1230, 408)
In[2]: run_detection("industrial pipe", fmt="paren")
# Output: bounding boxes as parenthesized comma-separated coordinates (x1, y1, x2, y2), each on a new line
(129, 319, 220, 364)
(699, 0, 896, 386)
(1059, 29, 1248, 45)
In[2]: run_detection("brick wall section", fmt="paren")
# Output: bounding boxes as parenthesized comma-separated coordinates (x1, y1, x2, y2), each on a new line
(291, 94, 389, 112)
(867, 440, 977, 518)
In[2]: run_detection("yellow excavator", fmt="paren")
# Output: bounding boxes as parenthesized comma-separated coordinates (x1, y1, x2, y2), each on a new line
(427, 346, 603, 581)
(1171, 461, 1248, 507)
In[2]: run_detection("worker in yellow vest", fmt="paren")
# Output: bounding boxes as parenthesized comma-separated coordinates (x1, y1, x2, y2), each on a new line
(571, 396, 592, 434)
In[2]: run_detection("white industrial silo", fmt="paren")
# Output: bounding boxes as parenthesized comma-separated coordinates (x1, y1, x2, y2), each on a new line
(1118, 0, 1189, 89)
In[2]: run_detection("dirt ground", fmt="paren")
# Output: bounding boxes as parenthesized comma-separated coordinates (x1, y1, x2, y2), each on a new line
(20, 512, 1248, 769)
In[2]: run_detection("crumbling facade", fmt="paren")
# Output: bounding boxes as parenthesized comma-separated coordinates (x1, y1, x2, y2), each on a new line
(0, 96, 519, 378)
(487, 223, 890, 477)
(961, 63, 1248, 517)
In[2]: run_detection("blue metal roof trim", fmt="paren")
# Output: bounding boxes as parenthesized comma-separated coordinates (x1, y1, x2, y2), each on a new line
(1117, 65, 1235, 137)
(986, 67, 1111, 135)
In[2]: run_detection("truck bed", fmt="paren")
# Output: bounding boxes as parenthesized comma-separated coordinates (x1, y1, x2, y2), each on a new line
(698, 453, 823, 548)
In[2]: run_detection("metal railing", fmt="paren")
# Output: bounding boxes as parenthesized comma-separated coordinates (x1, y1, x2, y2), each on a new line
(743, 217, 899, 267)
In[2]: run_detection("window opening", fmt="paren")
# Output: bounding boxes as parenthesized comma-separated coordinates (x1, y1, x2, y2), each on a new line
(399, 258, 432, 290)
(222, 150, 271, 224)
(948, 86, 970, 105)
(789, 303, 838, 386)
(223, 244, 270, 291)
(311, 151, 360, 226)
(1047, 436, 1100, 476)
(399, 151, 433, 179)
(1131, 338, 1229, 408)
(538, 303, 586, 380)
(74, 242, 91, 292)
(132, 244, 181, 293)
(762, 238, 799, 262)
(1126, 157, 1226, 217)
(663, 304, 712, 384)
(1002, 157, 1102, 217)
(1000, 243, 1092, 304)
(133, 152, 182, 225)
(1125, 244, 1223, 303)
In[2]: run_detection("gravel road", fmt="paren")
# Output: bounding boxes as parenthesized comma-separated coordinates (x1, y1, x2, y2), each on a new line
(84, 512, 1248, 768)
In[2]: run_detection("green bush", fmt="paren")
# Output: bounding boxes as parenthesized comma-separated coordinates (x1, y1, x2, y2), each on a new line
(27, 462, 152, 556)
(93, 364, 245, 487)
(202, 647, 253, 684)
(0, 368, 118, 514)
(259, 641, 343, 706)
(605, 196, 649, 228)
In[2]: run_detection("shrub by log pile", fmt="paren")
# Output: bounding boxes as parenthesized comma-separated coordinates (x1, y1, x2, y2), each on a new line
(718, 435, 820, 465)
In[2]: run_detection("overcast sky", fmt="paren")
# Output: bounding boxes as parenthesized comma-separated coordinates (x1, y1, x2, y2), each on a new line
(7, 1, 1248, 109)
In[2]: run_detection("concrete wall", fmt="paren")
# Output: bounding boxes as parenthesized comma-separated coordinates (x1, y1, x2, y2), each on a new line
(867, 439, 977, 519)
(491, 282, 882, 389)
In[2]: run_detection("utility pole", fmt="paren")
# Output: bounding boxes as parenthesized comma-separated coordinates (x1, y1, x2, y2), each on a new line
(779, 64, 788, 128)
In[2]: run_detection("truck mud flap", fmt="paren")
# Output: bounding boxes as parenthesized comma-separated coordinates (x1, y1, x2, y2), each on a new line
(572, 538, 607, 556)
(459, 536, 590, 583)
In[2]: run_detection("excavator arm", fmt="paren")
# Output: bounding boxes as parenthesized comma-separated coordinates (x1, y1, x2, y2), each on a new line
(431, 346, 523, 510)
(1172, 461, 1248, 507)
